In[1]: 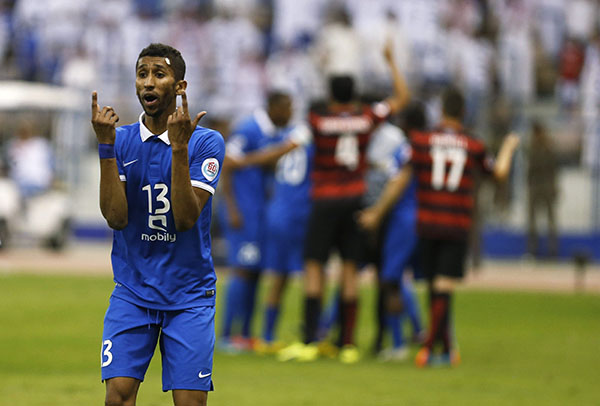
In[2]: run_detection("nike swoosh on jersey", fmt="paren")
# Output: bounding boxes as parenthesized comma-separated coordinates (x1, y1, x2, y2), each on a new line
(198, 371, 211, 378)
(123, 159, 139, 167)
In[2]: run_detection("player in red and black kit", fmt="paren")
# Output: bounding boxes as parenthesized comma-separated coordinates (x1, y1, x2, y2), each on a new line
(411, 87, 519, 367)
(278, 42, 410, 363)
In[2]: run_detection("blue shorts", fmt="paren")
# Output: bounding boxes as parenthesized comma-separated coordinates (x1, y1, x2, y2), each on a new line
(101, 296, 215, 392)
(222, 215, 264, 270)
(380, 212, 419, 283)
(264, 209, 308, 273)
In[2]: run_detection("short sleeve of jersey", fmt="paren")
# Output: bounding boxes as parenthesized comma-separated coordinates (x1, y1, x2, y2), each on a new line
(189, 128, 225, 195)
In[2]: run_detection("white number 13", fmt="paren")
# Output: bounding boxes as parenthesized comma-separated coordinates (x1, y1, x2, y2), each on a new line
(430, 146, 467, 191)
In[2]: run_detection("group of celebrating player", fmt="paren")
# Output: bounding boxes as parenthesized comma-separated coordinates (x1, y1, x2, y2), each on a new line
(216, 40, 519, 368)
(92, 42, 518, 405)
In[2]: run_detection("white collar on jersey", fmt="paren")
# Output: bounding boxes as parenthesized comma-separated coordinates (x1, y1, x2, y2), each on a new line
(138, 112, 171, 145)
(253, 108, 277, 137)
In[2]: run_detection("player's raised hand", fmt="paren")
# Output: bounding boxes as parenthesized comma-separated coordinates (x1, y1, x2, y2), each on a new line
(383, 38, 395, 65)
(167, 91, 206, 149)
(504, 132, 521, 150)
(91, 91, 119, 144)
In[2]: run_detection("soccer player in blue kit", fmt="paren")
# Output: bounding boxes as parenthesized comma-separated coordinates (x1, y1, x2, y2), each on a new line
(225, 124, 313, 352)
(92, 43, 225, 406)
(219, 92, 293, 350)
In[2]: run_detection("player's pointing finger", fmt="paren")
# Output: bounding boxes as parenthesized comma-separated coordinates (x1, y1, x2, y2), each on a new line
(91, 91, 98, 118)
(181, 91, 188, 114)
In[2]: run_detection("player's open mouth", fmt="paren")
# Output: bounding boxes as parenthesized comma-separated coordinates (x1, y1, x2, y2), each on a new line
(143, 93, 159, 107)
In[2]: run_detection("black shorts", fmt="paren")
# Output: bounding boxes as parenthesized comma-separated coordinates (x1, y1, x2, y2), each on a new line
(303, 197, 365, 263)
(418, 237, 468, 280)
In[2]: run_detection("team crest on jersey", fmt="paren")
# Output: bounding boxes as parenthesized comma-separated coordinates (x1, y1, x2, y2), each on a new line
(202, 158, 219, 181)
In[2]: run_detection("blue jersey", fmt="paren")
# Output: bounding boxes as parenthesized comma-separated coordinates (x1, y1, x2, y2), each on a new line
(110, 113, 225, 310)
(224, 110, 284, 220)
(268, 129, 312, 222)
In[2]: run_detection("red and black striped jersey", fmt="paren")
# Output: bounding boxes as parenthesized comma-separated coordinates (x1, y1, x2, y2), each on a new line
(309, 101, 391, 200)
(409, 127, 494, 240)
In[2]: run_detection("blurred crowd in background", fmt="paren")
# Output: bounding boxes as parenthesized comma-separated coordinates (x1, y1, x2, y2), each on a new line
(1, 0, 600, 257)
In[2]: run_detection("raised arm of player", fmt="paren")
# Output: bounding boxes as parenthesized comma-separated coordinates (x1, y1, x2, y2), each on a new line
(228, 125, 311, 169)
(167, 91, 208, 231)
(91, 91, 128, 230)
(383, 39, 411, 115)
(493, 132, 520, 182)
(358, 165, 413, 231)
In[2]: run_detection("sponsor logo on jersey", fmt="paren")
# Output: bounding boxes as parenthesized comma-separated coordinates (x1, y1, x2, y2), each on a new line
(141, 232, 177, 243)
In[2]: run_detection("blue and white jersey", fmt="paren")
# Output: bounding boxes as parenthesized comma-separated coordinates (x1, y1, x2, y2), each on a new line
(110, 113, 225, 310)
(268, 127, 313, 222)
(387, 135, 417, 218)
(264, 126, 313, 272)
(222, 109, 284, 220)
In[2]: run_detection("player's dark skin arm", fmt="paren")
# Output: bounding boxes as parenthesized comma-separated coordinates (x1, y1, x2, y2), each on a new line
(168, 92, 208, 231)
(358, 165, 413, 231)
(91, 91, 128, 230)
(383, 39, 411, 115)
(220, 156, 243, 229)
(228, 141, 298, 169)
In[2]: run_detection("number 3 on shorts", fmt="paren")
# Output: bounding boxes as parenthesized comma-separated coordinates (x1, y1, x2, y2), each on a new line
(101, 339, 113, 367)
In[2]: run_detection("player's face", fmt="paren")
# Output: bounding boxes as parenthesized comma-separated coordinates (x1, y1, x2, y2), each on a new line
(270, 97, 292, 128)
(135, 56, 178, 117)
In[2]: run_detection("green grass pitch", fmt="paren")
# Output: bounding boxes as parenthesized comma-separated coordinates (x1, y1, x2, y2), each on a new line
(0, 272, 598, 405)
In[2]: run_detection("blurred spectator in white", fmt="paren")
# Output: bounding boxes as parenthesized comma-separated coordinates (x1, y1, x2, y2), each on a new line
(565, 0, 597, 42)
(526, 120, 559, 258)
(37, 0, 91, 83)
(533, 0, 566, 62)
(449, 15, 495, 130)
(396, 0, 450, 89)
(353, 7, 412, 93)
(313, 4, 361, 80)
(265, 38, 324, 122)
(60, 42, 97, 91)
(82, 0, 131, 104)
(494, 0, 535, 128)
(271, 0, 324, 49)
(207, 2, 266, 120)
(7, 120, 54, 198)
(165, 3, 213, 110)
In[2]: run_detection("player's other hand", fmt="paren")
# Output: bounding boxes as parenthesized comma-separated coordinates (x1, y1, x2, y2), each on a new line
(91, 91, 119, 144)
(357, 207, 381, 231)
(168, 91, 206, 150)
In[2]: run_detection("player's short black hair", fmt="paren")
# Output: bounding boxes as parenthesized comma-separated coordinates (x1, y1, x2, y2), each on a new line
(267, 90, 291, 107)
(402, 101, 427, 132)
(329, 75, 355, 103)
(137, 43, 186, 81)
(441, 86, 465, 120)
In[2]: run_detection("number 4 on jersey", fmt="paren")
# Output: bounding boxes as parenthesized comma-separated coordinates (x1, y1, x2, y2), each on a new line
(430, 146, 467, 191)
